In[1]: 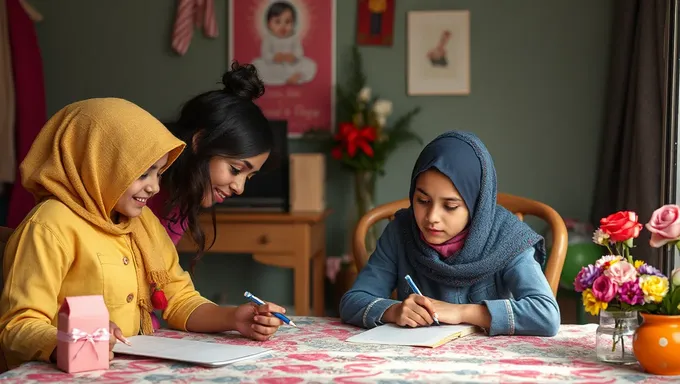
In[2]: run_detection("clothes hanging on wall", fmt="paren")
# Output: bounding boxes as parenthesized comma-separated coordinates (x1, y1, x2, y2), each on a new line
(6, 0, 47, 228)
(171, 0, 218, 56)
(0, 0, 16, 184)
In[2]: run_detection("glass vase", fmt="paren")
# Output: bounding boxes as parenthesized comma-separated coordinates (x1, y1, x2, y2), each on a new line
(354, 170, 378, 254)
(596, 310, 638, 365)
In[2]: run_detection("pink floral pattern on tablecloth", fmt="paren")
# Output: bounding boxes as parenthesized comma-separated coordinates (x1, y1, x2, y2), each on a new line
(0, 317, 677, 383)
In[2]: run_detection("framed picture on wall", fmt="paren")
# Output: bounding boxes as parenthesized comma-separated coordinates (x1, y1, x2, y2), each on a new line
(228, 0, 336, 137)
(407, 10, 470, 96)
(356, 0, 395, 46)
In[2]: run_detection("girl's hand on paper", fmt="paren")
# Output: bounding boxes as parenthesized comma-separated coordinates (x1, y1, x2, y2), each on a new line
(430, 301, 492, 329)
(430, 299, 463, 325)
(234, 302, 285, 341)
(108, 321, 130, 360)
(384, 294, 436, 327)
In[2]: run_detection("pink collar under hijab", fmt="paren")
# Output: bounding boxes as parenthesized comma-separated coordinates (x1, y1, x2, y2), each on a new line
(420, 228, 469, 258)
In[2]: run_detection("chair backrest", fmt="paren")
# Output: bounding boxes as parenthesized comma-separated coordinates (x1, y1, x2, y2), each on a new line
(352, 193, 568, 297)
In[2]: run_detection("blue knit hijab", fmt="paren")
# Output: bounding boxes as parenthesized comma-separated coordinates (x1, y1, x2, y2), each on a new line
(397, 131, 545, 286)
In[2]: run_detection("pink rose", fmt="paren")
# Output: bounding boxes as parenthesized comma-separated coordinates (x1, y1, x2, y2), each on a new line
(646, 205, 680, 247)
(591, 275, 618, 302)
(604, 260, 638, 285)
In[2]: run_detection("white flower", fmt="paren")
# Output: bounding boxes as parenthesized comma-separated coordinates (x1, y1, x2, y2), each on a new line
(372, 99, 393, 118)
(592, 228, 610, 246)
(358, 87, 371, 102)
(376, 116, 386, 127)
(595, 255, 623, 268)
(672, 267, 680, 287)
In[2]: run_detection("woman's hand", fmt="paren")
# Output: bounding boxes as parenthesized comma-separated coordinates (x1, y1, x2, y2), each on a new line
(383, 294, 436, 327)
(108, 321, 130, 360)
(233, 302, 285, 341)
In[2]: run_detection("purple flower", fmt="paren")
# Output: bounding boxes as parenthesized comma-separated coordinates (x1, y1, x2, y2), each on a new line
(619, 280, 645, 305)
(638, 264, 665, 277)
(574, 265, 603, 292)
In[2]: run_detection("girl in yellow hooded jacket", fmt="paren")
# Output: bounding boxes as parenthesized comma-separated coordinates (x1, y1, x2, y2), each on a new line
(0, 98, 286, 369)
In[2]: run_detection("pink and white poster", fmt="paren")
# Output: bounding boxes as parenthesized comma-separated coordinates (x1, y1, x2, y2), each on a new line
(229, 0, 336, 137)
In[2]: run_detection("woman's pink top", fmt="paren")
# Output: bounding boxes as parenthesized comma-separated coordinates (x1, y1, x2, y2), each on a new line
(147, 191, 187, 245)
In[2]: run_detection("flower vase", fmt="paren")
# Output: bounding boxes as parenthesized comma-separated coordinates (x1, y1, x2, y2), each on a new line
(633, 313, 680, 375)
(596, 310, 638, 364)
(354, 170, 378, 254)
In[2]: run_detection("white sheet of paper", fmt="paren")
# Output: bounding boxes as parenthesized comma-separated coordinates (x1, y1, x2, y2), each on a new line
(346, 323, 478, 348)
(112, 335, 272, 367)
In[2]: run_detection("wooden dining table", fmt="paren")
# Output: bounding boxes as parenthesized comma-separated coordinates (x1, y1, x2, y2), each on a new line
(0, 317, 676, 383)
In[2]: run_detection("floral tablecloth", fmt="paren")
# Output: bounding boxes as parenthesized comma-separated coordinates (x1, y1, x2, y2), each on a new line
(0, 317, 677, 383)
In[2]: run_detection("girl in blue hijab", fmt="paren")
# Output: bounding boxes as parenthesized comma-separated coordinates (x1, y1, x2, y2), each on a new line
(339, 131, 560, 336)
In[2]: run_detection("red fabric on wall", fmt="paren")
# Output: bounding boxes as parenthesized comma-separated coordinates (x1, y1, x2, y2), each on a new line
(6, 0, 47, 228)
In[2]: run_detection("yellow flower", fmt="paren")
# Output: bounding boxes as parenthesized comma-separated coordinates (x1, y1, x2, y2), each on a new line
(582, 289, 608, 316)
(634, 260, 645, 269)
(639, 275, 670, 303)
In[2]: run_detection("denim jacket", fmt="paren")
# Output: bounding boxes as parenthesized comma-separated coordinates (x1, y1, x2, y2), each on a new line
(339, 220, 560, 336)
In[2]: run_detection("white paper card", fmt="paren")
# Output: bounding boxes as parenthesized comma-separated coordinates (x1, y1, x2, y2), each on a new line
(113, 335, 272, 367)
(346, 323, 478, 348)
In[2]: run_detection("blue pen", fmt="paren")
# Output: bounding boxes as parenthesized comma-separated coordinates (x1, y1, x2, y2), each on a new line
(244, 291, 297, 327)
(404, 275, 440, 325)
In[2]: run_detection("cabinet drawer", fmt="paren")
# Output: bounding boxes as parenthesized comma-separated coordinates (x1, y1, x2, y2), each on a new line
(205, 223, 297, 254)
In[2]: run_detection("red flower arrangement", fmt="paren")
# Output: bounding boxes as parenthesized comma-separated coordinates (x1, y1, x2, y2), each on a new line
(331, 123, 377, 160)
(304, 46, 421, 174)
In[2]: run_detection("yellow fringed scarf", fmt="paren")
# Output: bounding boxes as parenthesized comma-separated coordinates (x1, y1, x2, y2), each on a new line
(20, 98, 186, 335)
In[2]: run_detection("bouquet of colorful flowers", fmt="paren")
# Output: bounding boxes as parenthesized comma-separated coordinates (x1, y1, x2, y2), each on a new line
(574, 209, 680, 357)
(574, 210, 680, 317)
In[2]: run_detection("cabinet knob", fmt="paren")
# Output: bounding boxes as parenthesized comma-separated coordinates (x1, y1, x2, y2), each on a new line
(258, 235, 269, 245)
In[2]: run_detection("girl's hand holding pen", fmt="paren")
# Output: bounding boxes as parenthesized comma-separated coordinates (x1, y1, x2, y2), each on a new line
(382, 294, 437, 327)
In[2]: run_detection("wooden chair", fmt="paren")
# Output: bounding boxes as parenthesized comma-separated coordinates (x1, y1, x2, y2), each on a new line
(352, 193, 568, 297)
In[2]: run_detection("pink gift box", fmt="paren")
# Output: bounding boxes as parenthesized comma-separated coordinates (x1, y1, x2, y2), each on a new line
(56, 295, 110, 373)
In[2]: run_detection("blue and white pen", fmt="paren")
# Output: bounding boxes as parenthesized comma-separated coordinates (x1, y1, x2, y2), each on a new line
(404, 275, 440, 325)
(244, 291, 297, 327)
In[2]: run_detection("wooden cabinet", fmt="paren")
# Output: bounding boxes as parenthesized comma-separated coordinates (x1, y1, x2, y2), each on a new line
(176, 210, 331, 316)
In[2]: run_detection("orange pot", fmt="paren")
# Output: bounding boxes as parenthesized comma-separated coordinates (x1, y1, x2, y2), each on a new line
(632, 313, 680, 375)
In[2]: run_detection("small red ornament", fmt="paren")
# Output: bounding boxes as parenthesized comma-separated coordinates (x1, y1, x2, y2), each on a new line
(151, 288, 168, 310)
(333, 123, 377, 159)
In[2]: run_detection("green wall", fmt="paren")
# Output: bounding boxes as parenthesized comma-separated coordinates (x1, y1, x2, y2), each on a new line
(29, 0, 613, 312)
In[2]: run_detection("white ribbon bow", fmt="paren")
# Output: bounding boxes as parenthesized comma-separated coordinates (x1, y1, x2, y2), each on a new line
(57, 328, 110, 360)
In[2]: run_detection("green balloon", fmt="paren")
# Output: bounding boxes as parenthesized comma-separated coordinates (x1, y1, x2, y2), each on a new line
(554, 243, 603, 289)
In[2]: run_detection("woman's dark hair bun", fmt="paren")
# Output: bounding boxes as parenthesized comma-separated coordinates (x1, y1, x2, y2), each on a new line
(221, 61, 265, 101)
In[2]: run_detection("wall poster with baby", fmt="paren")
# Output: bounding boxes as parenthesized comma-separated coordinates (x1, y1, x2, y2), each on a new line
(229, 0, 335, 137)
